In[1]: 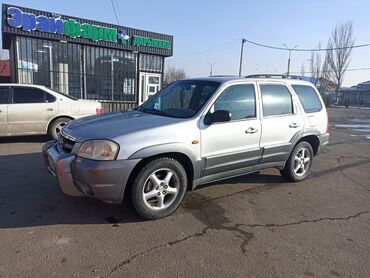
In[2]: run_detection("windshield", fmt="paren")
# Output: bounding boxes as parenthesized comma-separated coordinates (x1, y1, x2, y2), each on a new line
(49, 88, 78, 100)
(137, 80, 220, 118)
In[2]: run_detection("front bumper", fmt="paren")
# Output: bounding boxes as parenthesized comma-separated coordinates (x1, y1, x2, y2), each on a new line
(42, 141, 140, 204)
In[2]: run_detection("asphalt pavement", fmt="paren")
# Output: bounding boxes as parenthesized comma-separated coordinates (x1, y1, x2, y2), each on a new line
(0, 107, 369, 278)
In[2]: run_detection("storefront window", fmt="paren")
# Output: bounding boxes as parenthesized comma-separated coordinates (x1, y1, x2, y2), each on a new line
(16, 37, 82, 99)
(85, 46, 137, 101)
(139, 54, 163, 72)
(15, 37, 166, 103)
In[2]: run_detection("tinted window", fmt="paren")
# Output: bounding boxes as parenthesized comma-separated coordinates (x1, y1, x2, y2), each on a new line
(45, 93, 56, 102)
(0, 88, 10, 104)
(261, 84, 293, 116)
(13, 88, 46, 104)
(214, 84, 256, 120)
(292, 85, 323, 113)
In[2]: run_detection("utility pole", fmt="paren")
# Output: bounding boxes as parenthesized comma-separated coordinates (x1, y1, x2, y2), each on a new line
(283, 43, 297, 76)
(238, 38, 246, 76)
(206, 61, 216, 76)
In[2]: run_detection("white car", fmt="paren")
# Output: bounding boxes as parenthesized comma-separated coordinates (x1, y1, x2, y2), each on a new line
(0, 84, 102, 139)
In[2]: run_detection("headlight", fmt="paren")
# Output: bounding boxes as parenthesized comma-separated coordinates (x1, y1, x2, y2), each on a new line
(77, 140, 119, 161)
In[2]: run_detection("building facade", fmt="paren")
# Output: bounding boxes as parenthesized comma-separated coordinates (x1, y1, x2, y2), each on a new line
(339, 80, 370, 107)
(2, 4, 173, 110)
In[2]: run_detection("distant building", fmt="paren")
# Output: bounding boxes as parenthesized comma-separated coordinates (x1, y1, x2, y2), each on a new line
(339, 80, 370, 106)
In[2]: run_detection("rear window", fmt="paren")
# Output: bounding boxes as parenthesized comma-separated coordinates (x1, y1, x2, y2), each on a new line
(292, 85, 323, 113)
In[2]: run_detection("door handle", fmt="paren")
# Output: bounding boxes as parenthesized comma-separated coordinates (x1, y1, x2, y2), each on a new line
(245, 127, 258, 134)
(289, 122, 300, 128)
(47, 108, 53, 111)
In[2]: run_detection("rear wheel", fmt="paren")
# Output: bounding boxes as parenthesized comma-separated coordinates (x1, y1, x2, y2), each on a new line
(48, 117, 71, 140)
(280, 141, 313, 182)
(131, 157, 187, 219)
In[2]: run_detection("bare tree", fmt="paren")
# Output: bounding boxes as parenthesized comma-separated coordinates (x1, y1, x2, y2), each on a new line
(164, 65, 186, 86)
(325, 21, 355, 92)
(319, 55, 332, 94)
(309, 43, 322, 87)
(300, 62, 305, 79)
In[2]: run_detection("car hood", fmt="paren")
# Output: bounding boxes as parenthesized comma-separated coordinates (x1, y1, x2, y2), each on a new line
(62, 110, 183, 142)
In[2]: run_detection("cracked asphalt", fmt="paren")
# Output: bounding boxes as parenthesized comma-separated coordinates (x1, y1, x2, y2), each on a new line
(0, 107, 369, 278)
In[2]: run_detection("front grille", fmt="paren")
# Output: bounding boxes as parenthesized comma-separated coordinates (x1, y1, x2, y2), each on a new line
(58, 133, 76, 153)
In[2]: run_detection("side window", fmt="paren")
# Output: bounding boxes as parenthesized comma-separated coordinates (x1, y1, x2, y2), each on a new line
(12, 88, 46, 104)
(292, 85, 323, 113)
(260, 84, 293, 116)
(214, 84, 256, 121)
(0, 88, 10, 104)
(45, 93, 56, 103)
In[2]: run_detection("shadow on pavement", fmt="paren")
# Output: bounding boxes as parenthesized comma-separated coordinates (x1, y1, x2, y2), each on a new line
(1, 149, 368, 229)
(0, 152, 143, 229)
(0, 135, 50, 144)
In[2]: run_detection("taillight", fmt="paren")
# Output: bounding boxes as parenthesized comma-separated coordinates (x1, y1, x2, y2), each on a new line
(96, 107, 103, 114)
(326, 111, 330, 133)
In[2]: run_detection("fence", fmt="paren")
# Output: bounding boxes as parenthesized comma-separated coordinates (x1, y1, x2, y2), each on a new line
(100, 101, 138, 113)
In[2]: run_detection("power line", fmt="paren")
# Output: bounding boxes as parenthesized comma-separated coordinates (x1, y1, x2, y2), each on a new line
(169, 41, 240, 65)
(288, 67, 370, 75)
(243, 38, 370, 52)
(110, 0, 120, 26)
(114, 0, 121, 21)
(169, 39, 240, 61)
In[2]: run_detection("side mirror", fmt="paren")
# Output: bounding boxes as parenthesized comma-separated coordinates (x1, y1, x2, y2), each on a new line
(204, 110, 231, 125)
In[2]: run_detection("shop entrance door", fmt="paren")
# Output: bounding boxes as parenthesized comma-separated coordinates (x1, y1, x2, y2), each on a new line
(139, 73, 161, 104)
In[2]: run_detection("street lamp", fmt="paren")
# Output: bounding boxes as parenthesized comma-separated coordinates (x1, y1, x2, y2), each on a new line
(283, 43, 297, 76)
(206, 61, 216, 77)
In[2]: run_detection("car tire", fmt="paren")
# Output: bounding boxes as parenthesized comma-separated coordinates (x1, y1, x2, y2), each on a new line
(131, 157, 187, 220)
(48, 117, 71, 140)
(280, 141, 314, 182)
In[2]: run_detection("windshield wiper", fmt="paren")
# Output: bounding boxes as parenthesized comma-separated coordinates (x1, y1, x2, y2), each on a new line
(139, 108, 173, 117)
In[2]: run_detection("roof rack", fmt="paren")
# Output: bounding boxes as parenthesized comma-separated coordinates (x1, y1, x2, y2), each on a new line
(208, 75, 239, 77)
(245, 74, 303, 80)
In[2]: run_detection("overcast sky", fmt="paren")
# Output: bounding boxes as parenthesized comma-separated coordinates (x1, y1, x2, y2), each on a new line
(2, 0, 370, 86)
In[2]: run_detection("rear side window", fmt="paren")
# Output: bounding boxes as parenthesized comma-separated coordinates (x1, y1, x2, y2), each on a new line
(45, 93, 56, 102)
(292, 85, 323, 113)
(214, 84, 256, 120)
(260, 84, 293, 116)
(0, 87, 10, 104)
(12, 88, 46, 104)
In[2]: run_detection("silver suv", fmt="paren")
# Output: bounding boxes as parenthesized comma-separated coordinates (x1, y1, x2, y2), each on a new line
(43, 76, 329, 219)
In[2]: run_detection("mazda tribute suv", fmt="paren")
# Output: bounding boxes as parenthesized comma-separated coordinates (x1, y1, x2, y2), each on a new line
(43, 75, 329, 219)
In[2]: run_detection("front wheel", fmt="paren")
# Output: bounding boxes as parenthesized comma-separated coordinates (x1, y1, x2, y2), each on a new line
(131, 157, 187, 219)
(280, 141, 314, 182)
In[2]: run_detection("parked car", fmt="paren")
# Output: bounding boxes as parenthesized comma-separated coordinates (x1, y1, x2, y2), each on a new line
(0, 84, 102, 139)
(43, 75, 329, 219)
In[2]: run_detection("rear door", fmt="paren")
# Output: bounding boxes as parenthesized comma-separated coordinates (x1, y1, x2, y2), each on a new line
(201, 83, 262, 176)
(258, 82, 305, 163)
(290, 84, 327, 134)
(8, 87, 58, 135)
(0, 86, 10, 135)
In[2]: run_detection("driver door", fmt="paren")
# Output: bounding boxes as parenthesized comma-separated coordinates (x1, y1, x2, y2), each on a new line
(200, 83, 262, 176)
